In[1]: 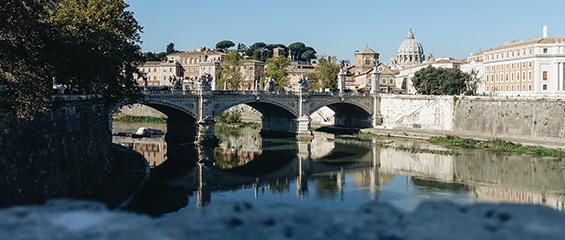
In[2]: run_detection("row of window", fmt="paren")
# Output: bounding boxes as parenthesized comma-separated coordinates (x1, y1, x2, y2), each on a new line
(487, 61, 533, 72)
(488, 84, 533, 92)
(141, 67, 175, 73)
(486, 48, 534, 61)
(486, 71, 534, 83)
(183, 56, 221, 64)
(380, 79, 395, 85)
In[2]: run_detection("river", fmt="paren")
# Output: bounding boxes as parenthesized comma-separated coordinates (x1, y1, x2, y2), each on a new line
(112, 122, 565, 216)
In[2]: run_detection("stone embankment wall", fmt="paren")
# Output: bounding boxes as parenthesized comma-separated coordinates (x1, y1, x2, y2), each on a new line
(0, 95, 113, 206)
(381, 94, 565, 139)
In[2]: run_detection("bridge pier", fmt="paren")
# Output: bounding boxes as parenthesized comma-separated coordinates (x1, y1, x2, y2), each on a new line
(195, 119, 218, 146)
(296, 116, 313, 140)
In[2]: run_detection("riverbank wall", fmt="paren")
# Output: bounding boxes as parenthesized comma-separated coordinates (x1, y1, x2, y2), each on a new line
(380, 94, 565, 142)
(0, 95, 113, 206)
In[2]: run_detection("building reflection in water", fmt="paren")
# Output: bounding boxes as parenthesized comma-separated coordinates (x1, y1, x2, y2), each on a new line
(113, 126, 565, 214)
(114, 137, 168, 167)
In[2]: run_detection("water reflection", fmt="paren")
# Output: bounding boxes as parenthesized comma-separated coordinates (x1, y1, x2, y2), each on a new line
(112, 123, 565, 216)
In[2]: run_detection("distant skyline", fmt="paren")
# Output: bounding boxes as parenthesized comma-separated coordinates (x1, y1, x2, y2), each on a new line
(127, 0, 565, 61)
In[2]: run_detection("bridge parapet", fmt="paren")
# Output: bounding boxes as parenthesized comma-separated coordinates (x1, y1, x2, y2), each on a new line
(135, 88, 381, 142)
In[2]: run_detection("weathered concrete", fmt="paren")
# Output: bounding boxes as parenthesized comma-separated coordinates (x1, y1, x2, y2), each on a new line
(0, 96, 113, 206)
(1, 200, 564, 240)
(380, 94, 565, 143)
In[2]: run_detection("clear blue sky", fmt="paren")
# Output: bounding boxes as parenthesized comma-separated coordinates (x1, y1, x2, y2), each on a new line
(127, 0, 565, 61)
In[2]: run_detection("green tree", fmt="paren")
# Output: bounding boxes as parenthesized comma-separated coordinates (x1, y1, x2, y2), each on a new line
(237, 43, 248, 53)
(412, 66, 470, 95)
(166, 42, 176, 54)
(308, 59, 340, 91)
(301, 50, 317, 62)
(216, 40, 235, 52)
(288, 42, 306, 60)
(265, 57, 291, 90)
(217, 51, 243, 90)
(245, 42, 271, 62)
(48, 0, 144, 100)
(0, 0, 58, 119)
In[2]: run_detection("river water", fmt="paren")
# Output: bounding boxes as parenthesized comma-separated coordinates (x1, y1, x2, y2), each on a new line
(112, 122, 565, 216)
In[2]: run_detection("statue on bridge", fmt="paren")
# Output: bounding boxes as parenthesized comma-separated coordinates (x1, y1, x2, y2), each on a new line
(298, 75, 309, 91)
(197, 73, 213, 91)
(264, 77, 276, 92)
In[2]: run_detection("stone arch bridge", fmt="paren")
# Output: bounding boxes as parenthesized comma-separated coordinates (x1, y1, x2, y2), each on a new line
(121, 87, 382, 144)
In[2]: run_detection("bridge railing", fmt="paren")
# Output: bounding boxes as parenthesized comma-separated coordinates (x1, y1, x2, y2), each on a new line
(141, 88, 370, 97)
(309, 91, 369, 97)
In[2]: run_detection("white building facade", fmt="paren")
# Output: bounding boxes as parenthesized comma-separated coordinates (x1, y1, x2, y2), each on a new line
(472, 26, 565, 95)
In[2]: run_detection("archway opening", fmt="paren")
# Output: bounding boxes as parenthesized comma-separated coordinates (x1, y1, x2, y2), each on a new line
(215, 102, 297, 137)
(311, 103, 372, 133)
(112, 103, 198, 170)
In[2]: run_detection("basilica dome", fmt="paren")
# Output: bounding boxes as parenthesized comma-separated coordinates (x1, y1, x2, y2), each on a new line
(398, 30, 424, 55)
(392, 29, 425, 68)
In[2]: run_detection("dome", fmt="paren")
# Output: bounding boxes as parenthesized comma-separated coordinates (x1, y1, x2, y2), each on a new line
(397, 30, 424, 55)
(391, 29, 425, 68)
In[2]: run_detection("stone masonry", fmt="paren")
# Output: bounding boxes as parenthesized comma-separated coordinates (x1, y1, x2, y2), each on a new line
(0, 95, 113, 207)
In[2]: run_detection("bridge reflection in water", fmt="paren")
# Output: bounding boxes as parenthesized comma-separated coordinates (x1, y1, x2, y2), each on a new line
(113, 127, 565, 216)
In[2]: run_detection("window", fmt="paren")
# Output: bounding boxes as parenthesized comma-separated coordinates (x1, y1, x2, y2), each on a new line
(529, 85, 532, 91)
(529, 71, 532, 80)
(543, 48, 548, 54)
(543, 71, 548, 80)
(390, 79, 394, 84)
(543, 84, 548, 90)
(517, 72, 520, 81)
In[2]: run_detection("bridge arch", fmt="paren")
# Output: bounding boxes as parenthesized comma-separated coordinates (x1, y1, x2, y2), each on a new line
(309, 99, 373, 129)
(213, 96, 299, 135)
(112, 99, 198, 143)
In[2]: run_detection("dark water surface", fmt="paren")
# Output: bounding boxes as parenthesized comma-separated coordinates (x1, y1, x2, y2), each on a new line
(112, 122, 565, 216)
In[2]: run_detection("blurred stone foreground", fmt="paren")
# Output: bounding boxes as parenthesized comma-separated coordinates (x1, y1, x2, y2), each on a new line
(1, 200, 564, 240)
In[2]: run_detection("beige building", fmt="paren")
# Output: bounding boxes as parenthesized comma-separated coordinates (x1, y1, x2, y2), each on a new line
(167, 48, 225, 89)
(239, 59, 265, 90)
(287, 63, 316, 91)
(471, 26, 565, 95)
(341, 47, 400, 92)
(137, 60, 183, 87)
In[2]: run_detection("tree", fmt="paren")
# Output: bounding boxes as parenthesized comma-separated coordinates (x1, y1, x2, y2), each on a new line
(217, 51, 243, 90)
(166, 42, 176, 54)
(0, 0, 60, 119)
(265, 57, 291, 90)
(412, 66, 470, 95)
(48, 0, 144, 100)
(237, 43, 248, 53)
(308, 59, 340, 91)
(216, 40, 235, 52)
(246, 42, 271, 62)
(301, 50, 317, 62)
(288, 42, 306, 60)
(1, 0, 144, 119)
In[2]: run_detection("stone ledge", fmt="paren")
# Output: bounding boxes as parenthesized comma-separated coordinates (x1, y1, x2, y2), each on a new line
(1, 200, 564, 240)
